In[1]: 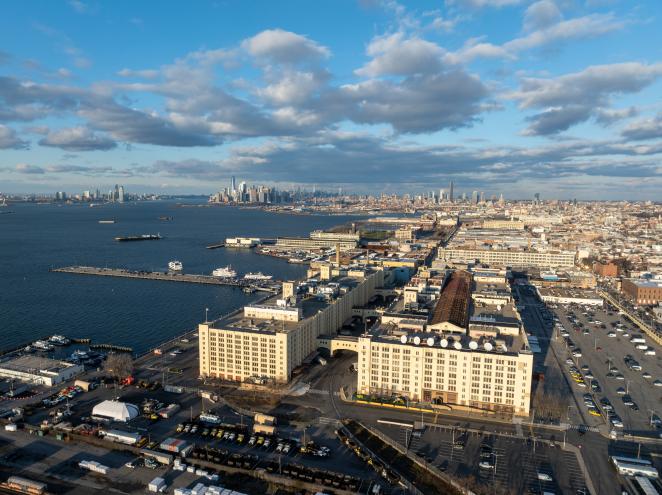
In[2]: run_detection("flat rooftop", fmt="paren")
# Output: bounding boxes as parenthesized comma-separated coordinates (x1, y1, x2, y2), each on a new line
(0, 355, 74, 374)
(211, 274, 365, 335)
(368, 323, 530, 355)
(538, 287, 602, 299)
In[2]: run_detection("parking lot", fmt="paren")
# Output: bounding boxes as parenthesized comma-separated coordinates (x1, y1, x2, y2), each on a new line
(547, 299, 662, 433)
(375, 422, 588, 495)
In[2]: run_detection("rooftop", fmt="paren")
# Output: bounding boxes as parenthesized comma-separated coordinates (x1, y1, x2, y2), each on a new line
(430, 270, 472, 328)
(0, 355, 77, 374)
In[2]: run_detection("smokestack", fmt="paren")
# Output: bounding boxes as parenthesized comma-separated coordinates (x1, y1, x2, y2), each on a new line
(335, 243, 340, 265)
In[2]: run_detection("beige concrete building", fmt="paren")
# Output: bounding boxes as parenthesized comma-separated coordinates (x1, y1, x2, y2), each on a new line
(199, 266, 385, 383)
(437, 247, 576, 268)
(357, 332, 532, 416)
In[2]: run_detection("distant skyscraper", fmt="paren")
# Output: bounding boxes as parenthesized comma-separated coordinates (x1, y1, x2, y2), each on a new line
(231, 176, 236, 192)
(449, 181, 454, 203)
(534, 192, 540, 204)
(471, 190, 478, 204)
(480, 191, 485, 203)
(118, 185, 125, 203)
(439, 189, 445, 202)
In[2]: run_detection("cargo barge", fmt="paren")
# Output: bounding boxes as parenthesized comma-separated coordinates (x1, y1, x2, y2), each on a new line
(115, 234, 162, 242)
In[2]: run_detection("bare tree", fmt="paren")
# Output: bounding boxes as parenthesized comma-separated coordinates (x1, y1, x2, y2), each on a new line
(103, 352, 134, 380)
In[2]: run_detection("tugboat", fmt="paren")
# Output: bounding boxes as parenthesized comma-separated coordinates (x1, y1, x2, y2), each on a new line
(168, 260, 183, 271)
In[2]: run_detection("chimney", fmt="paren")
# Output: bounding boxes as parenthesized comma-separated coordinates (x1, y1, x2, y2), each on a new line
(335, 243, 340, 266)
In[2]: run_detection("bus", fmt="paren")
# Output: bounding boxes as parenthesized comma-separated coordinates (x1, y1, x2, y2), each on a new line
(611, 455, 659, 478)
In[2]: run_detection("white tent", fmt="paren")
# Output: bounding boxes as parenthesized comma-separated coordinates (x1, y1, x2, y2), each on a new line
(92, 400, 139, 422)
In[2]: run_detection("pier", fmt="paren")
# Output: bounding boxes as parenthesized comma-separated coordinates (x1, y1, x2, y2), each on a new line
(51, 266, 280, 292)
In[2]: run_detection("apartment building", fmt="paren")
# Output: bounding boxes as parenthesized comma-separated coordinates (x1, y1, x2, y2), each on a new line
(199, 266, 384, 383)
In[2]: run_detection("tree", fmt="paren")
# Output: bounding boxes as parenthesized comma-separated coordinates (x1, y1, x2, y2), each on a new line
(104, 352, 134, 380)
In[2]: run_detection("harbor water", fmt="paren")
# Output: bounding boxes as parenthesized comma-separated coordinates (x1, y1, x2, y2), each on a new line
(0, 201, 360, 353)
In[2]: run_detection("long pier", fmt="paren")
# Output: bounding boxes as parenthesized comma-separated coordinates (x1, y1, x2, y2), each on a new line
(51, 266, 280, 292)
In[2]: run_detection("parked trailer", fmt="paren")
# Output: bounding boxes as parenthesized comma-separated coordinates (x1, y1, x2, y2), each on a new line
(253, 423, 276, 435)
(141, 449, 174, 465)
(158, 403, 181, 419)
(101, 429, 141, 446)
(634, 476, 661, 495)
(4, 476, 47, 495)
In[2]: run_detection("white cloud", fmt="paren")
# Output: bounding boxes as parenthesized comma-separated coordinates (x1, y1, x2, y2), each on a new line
(38, 126, 116, 151)
(523, 1, 563, 32)
(242, 29, 330, 64)
(356, 33, 446, 77)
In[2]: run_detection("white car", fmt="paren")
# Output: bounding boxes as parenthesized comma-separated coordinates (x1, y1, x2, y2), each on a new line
(645, 350, 656, 356)
(479, 461, 495, 470)
(537, 473, 553, 482)
(607, 332, 616, 337)
(654, 380, 662, 387)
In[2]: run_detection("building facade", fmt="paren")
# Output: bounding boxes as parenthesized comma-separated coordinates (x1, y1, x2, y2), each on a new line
(622, 278, 662, 305)
(437, 247, 576, 268)
(357, 334, 533, 416)
(199, 268, 384, 383)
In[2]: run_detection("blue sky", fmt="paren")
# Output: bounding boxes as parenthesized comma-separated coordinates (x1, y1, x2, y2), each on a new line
(1, 0, 661, 199)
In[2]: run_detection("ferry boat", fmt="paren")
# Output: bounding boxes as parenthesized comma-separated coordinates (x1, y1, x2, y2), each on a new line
(48, 335, 70, 346)
(168, 260, 183, 271)
(243, 272, 273, 281)
(212, 266, 237, 278)
(32, 340, 54, 351)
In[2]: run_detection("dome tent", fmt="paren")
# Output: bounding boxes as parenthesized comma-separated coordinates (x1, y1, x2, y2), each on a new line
(92, 400, 139, 422)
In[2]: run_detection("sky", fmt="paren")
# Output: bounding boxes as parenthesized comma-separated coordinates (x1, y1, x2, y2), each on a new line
(1, 0, 661, 199)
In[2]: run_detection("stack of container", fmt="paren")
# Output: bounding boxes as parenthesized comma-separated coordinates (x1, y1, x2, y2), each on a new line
(78, 460, 109, 474)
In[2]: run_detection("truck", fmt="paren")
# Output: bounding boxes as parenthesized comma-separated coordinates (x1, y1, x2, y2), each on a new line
(148, 477, 166, 493)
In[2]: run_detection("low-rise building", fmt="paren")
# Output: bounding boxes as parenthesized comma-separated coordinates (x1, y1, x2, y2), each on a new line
(0, 356, 83, 386)
(622, 278, 662, 305)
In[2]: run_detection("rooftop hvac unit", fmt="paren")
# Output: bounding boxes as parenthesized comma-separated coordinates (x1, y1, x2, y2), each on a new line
(426, 337, 435, 347)
(500, 343, 508, 352)
(453, 341, 462, 350)
(440, 338, 449, 348)
(484, 342, 494, 351)
(413, 336, 421, 346)
(400, 335, 408, 344)
(468, 340, 478, 350)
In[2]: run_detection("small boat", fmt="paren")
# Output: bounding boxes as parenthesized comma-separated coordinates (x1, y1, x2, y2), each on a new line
(243, 272, 273, 281)
(33, 340, 54, 351)
(158, 216, 173, 221)
(213, 266, 237, 278)
(49, 335, 70, 346)
(98, 219, 115, 224)
(168, 260, 183, 271)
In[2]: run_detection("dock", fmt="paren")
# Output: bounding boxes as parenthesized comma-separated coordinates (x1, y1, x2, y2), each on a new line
(51, 266, 280, 292)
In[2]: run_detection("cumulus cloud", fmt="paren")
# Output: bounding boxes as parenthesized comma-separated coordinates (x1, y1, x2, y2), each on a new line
(38, 126, 117, 151)
(509, 62, 662, 135)
(0, 124, 29, 149)
(355, 33, 446, 77)
(242, 29, 330, 64)
(339, 71, 491, 133)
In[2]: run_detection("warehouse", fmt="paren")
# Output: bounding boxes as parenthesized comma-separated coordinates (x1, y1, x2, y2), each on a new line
(0, 355, 83, 386)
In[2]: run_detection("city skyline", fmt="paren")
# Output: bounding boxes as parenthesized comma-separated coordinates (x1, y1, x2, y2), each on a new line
(1, 1, 662, 200)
